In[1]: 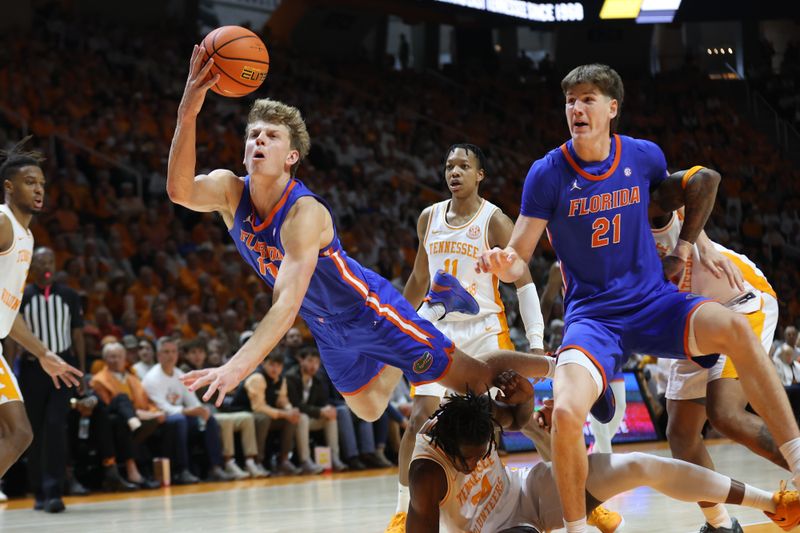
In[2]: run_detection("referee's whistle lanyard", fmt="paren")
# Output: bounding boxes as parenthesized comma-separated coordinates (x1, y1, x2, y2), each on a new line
(43, 285, 51, 300)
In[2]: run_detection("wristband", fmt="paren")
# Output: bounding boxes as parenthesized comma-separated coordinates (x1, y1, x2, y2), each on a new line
(670, 239, 693, 261)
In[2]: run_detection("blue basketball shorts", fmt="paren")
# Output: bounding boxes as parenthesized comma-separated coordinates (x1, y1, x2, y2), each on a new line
(558, 288, 719, 396)
(307, 270, 454, 395)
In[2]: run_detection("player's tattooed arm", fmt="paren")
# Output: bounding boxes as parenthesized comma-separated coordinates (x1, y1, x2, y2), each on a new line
(650, 167, 721, 245)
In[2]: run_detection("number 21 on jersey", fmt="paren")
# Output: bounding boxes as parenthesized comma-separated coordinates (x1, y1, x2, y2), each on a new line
(591, 213, 621, 248)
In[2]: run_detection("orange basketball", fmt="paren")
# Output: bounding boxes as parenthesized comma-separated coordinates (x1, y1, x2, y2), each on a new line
(201, 26, 269, 98)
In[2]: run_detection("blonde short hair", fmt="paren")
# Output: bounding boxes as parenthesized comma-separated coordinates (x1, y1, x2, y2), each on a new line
(247, 98, 311, 175)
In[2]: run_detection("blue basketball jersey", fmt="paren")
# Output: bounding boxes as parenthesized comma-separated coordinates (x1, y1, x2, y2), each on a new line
(521, 134, 672, 322)
(229, 176, 373, 323)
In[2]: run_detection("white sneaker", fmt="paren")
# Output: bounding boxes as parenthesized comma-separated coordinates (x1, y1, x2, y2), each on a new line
(0, 488, 7, 502)
(223, 461, 250, 480)
(246, 461, 270, 478)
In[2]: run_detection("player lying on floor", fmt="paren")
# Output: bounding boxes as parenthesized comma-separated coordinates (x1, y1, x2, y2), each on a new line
(406, 371, 800, 533)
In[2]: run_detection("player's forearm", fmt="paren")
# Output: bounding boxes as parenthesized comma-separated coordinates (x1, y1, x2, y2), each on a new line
(480, 351, 555, 380)
(8, 314, 47, 359)
(403, 271, 429, 310)
(167, 114, 198, 203)
(516, 282, 545, 351)
(228, 301, 298, 379)
(510, 399, 535, 431)
(679, 168, 720, 246)
(500, 250, 527, 283)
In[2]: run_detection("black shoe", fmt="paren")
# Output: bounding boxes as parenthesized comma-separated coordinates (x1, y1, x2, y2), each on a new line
(699, 518, 743, 533)
(346, 457, 366, 471)
(172, 469, 200, 485)
(134, 477, 162, 490)
(360, 453, 392, 469)
(43, 498, 65, 513)
(102, 467, 138, 492)
(66, 477, 91, 496)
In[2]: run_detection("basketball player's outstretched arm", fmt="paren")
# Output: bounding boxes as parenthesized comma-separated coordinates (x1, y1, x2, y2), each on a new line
(403, 207, 433, 309)
(182, 198, 328, 406)
(476, 215, 548, 283)
(167, 46, 238, 225)
(8, 314, 82, 388)
(650, 167, 721, 280)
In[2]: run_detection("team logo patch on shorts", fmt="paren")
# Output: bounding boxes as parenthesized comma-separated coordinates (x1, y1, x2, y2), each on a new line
(413, 352, 434, 374)
(467, 225, 481, 239)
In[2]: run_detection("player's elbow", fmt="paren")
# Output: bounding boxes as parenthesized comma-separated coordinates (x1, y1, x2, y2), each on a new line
(693, 168, 721, 192)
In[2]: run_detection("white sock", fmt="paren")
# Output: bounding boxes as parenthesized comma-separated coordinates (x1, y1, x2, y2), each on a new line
(701, 504, 732, 529)
(396, 483, 410, 514)
(245, 458, 257, 468)
(226, 458, 237, 467)
(742, 484, 777, 513)
(417, 302, 445, 322)
(564, 517, 587, 533)
(127, 417, 142, 432)
(780, 438, 800, 486)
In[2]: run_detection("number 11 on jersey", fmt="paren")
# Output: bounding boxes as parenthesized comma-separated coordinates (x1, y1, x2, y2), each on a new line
(443, 258, 459, 277)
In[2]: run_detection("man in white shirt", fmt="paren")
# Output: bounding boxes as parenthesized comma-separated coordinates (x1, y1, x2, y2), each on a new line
(774, 344, 800, 387)
(142, 337, 232, 484)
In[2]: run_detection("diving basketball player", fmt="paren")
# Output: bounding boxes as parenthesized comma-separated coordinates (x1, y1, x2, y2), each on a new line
(169, 47, 553, 424)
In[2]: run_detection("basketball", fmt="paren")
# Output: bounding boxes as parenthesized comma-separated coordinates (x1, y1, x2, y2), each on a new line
(201, 26, 269, 98)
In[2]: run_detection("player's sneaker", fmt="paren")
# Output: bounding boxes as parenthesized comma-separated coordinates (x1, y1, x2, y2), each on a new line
(384, 511, 406, 533)
(590, 384, 617, 424)
(698, 518, 743, 532)
(765, 481, 800, 531)
(587, 505, 623, 533)
(424, 270, 479, 318)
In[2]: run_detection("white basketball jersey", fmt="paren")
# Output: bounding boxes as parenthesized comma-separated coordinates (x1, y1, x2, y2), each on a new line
(413, 420, 520, 533)
(0, 204, 33, 338)
(651, 211, 775, 309)
(425, 199, 504, 322)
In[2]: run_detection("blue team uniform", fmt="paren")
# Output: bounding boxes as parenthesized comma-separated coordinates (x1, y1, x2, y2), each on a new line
(229, 177, 454, 394)
(521, 134, 718, 401)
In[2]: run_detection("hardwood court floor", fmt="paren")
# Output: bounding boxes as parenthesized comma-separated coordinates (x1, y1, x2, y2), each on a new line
(0, 440, 789, 532)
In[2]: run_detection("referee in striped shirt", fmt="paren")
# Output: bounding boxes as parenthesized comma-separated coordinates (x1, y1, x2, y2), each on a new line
(16, 247, 85, 512)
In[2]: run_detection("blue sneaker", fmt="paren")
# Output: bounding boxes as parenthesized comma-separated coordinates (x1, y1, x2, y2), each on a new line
(425, 270, 479, 317)
(590, 384, 616, 424)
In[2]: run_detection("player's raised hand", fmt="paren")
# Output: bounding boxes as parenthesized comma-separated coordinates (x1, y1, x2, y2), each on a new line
(178, 45, 221, 119)
(39, 350, 83, 389)
(494, 370, 534, 405)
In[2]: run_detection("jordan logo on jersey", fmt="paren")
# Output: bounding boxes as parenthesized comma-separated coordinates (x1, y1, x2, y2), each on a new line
(570, 179, 582, 191)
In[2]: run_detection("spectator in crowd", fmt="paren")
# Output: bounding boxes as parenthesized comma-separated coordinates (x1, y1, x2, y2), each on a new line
(133, 337, 156, 379)
(216, 309, 242, 360)
(280, 327, 305, 374)
(121, 335, 139, 367)
(15, 247, 85, 513)
(285, 346, 347, 472)
(774, 342, 800, 386)
(771, 325, 799, 360)
(180, 305, 216, 340)
(142, 337, 232, 483)
(179, 338, 269, 479)
(227, 350, 314, 475)
(89, 342, 164, 489)
(94, 306, 123, 340)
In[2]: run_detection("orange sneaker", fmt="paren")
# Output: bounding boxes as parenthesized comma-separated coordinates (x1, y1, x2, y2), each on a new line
(765, 481, 800, 531)
(588, 505, 624, 533)
(385, 511, 406, 533)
